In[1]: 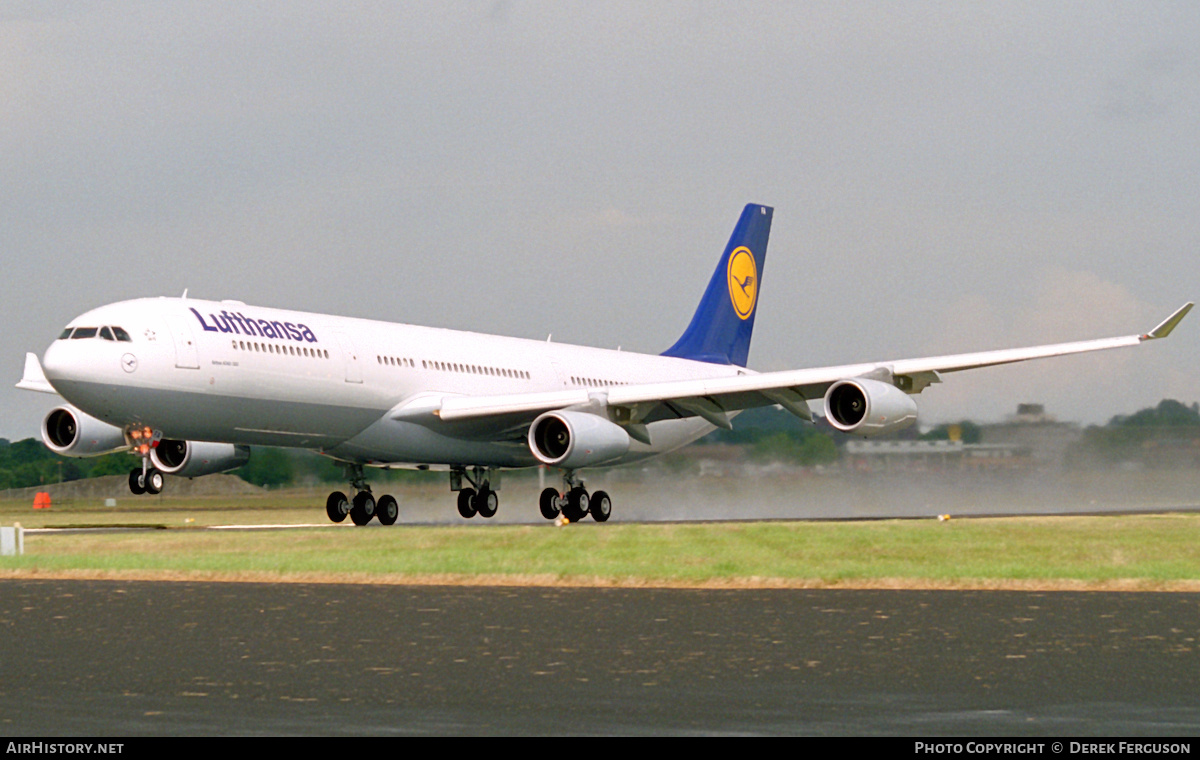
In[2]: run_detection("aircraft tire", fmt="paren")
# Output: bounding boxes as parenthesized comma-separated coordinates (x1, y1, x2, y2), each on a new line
(457, 488, 477, 519)
(539, 488, 560, 520)
(590, 490, 612, 522)
(128, 468, 146, 495)
(350, 491, 375, 526)
(376, 494, 398, 526)
(326, 491, 349, 523)
(145, 468, 164, 495)
(563, 487, 589, 522)
(475, 488, 498, 519)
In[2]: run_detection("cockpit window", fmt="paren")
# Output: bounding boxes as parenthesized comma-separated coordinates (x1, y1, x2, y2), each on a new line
(59, 325, 132, 342)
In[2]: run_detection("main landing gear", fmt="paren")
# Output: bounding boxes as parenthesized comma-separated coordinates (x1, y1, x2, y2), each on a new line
(452, 466, 500, 520)
(325, 464, 400, 527)
(450, 466, 610, 522)
(538, 470, 611, 523)
(322, 464, 614, 525)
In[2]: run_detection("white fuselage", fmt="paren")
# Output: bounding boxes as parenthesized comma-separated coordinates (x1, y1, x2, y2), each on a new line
(40, 297, 739, 469)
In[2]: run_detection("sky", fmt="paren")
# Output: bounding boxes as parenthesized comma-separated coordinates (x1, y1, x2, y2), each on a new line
(2, 1, 1197, 440)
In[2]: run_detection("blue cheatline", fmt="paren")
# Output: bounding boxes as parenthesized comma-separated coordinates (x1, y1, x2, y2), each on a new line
(660, 203, 773, 367)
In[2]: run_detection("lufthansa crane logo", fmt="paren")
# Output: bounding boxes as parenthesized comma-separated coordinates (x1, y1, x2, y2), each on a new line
(726, 246, 757, 320)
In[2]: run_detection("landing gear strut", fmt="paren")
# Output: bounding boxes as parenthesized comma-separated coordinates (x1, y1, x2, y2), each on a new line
(539, 470, 612, 523)
(325, 463, 401, 527)
(452, 466, 500, 520)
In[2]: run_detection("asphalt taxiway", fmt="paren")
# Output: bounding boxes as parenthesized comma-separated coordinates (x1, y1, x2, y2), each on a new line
(0, 579, 1197, 735)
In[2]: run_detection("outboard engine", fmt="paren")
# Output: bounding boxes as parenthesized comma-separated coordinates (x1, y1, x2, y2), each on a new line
(824, 378, 918, 436)
(42, 405, 128, 457)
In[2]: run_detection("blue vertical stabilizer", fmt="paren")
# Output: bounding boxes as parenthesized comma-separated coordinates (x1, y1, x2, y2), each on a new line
(660, 203, 773, 367)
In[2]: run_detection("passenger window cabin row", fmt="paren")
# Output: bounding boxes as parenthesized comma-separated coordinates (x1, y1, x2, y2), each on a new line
(374, 352, 632, 389)
(383, 355, 532, 380)
(234, 340, 329, 359)
(571, 375, 629, 388)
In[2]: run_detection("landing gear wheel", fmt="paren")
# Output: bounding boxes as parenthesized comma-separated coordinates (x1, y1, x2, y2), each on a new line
(539, 488, 561, 520)
(590, 490, 612, 522)
(563, 487, 589, 522)
(457, 488, 477, 519)
(128, 468, 146, 495)
(376, 494, 399, 526)
(326, 491, 350, 523)
(350, 491, 376, 526)
(474, 487, 498, 519)
(145, 468, 164, 495)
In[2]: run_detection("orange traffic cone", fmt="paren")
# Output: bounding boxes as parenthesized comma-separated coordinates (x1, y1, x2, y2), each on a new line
(33, 492, 51, 510)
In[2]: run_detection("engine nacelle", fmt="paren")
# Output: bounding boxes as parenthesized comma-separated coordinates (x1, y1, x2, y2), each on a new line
(42, 405, 128, 457)
(823, 378, 918, 437)
(151, 439, 251, 477)
(528, 410, 631, 469)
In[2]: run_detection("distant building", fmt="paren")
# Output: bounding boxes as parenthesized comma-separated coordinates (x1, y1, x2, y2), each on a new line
(843, 404, 1086, 473)
(1014, 403, 1049, 421)
(980, 404, 1081, 470)
(842, 439, 1030, 473)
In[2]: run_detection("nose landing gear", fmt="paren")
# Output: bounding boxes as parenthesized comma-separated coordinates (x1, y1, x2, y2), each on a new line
(127, 466, 164, 495)
(127, 426, 163, 495)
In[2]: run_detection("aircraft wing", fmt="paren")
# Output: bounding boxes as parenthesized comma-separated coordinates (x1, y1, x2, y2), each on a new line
(403, 303, 1192, 435)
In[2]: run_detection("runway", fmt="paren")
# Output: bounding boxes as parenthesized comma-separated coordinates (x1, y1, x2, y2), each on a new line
(0, 579, 1197, 735)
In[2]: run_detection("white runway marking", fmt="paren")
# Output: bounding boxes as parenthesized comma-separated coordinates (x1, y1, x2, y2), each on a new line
(24, 522, 347, 534)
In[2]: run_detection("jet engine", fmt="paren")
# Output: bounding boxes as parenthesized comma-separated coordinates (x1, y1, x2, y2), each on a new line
(823, 378, 918, 437)
(42, 405, 128, 457)
(528, 410, 631, 469)
(150, 439, 251, 478)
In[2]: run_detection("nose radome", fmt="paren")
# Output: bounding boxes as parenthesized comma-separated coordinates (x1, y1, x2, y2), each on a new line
(40, 342, 68, 381)
(39, 341, 103, 386)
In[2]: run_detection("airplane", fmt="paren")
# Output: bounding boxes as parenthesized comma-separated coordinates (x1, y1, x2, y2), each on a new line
(15, 204, 1193, 526)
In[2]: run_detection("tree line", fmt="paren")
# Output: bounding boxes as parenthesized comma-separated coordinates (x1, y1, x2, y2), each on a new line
(1066, 399, 1200, 468)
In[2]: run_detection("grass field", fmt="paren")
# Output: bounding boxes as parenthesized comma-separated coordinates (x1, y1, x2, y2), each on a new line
(2, 489, 1198, 590)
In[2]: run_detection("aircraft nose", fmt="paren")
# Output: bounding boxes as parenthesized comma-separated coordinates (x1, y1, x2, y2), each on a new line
(40, 342, 69, 381)
(40, 340, 91, 384)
